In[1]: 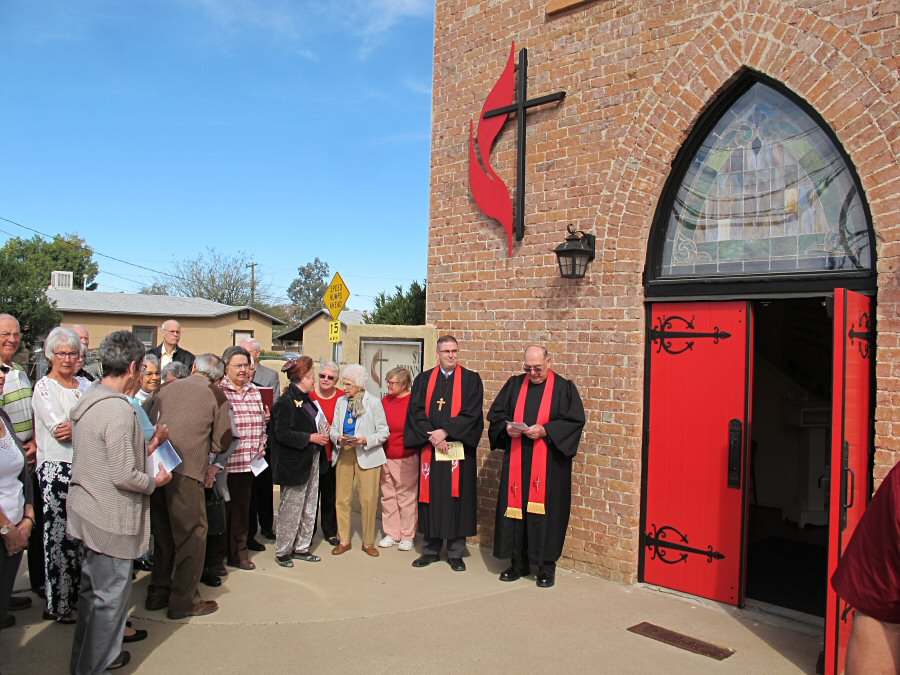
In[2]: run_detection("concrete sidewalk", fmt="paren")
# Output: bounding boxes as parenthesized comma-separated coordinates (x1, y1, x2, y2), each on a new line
(1, 536, 822, 674)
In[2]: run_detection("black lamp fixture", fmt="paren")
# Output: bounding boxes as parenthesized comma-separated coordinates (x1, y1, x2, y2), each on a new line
(553, 224, 596, 279)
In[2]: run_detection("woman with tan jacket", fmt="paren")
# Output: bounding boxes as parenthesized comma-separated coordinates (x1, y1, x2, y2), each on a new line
(328, 365, 389, 558)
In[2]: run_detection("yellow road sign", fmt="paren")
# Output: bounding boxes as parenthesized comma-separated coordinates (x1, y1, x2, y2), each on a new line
(324, 272, 350, 319)
(328, 320, 341, 344)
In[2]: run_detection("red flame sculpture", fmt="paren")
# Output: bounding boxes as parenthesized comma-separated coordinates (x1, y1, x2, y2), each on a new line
(469, 43, 516, 256)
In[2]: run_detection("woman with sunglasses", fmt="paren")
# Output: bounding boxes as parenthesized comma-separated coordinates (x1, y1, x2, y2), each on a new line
(31, 328, 89, 623)
(309, 361, 343, 546)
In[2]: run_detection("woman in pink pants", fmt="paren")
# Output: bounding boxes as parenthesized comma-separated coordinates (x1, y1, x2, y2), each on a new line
(378, 368, 418, 551)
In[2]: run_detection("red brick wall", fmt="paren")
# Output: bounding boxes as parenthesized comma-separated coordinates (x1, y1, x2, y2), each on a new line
(428, 0, 899, 583)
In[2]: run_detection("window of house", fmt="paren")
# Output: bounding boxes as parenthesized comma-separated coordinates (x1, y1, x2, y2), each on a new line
(133, 325, 156, 348)
(233, 330, 254, 346)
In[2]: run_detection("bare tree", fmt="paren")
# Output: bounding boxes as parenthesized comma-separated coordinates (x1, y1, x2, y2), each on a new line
(141, 247, 273, 306)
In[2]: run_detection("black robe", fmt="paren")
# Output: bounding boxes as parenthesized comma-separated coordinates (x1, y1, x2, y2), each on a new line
(404, 366, 484, 540)
(487, 372, 585, 563)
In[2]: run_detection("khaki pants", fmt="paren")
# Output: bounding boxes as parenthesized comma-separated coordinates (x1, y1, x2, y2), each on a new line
(335, 450, 381, 547)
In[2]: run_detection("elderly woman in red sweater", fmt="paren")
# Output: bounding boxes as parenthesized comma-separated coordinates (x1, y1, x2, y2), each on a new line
(377, 367, 418, 551)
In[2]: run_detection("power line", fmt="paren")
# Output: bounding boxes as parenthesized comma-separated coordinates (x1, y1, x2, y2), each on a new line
(0, 216, 189, 283)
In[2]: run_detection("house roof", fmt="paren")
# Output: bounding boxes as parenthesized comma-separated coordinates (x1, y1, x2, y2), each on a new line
(274, 308, 365, 342)
(47, 289, 286, 325)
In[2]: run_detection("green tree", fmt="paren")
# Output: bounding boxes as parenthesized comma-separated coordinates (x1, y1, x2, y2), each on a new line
(286, 258, 330, 323)
(364, 280, 426, 325)
(0, 255, 61, 348)
(0, 233, 100, 290)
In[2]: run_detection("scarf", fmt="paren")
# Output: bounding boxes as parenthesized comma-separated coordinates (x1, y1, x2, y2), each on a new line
(506, 370, 555, 519)
(419, 366, 461, 504)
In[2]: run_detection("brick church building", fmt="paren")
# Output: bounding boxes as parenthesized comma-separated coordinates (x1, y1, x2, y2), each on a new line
(425, 1, 896, 669)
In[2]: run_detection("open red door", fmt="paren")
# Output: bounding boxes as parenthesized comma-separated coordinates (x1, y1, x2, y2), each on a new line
(825, 289, 873, 674)
(641, 301, 752, 606)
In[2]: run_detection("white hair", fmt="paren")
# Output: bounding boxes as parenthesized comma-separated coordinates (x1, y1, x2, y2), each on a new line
(341, 364, 369, 388)
(44, 327, 81, 360)
(320, 360, 339, 376)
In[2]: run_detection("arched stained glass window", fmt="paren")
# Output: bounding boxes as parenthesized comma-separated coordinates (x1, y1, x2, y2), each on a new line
(656, 82, 871, 280)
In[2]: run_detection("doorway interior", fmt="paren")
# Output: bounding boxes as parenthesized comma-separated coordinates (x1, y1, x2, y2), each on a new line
(745, 298, 832, 618)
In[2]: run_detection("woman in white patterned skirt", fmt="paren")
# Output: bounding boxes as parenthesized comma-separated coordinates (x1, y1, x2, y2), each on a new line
(31, 327, 90, 623)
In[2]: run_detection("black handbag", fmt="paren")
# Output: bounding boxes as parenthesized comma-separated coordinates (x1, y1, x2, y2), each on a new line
(205, 489, 227, 536)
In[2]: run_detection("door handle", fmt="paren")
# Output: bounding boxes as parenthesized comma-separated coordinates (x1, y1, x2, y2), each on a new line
(844, 467, 855, 510)
(728, 419, 742, 489)
(840, 440, 851, 530)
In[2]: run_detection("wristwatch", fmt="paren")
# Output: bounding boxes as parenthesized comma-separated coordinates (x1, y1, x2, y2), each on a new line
(0, 523, 10, 536)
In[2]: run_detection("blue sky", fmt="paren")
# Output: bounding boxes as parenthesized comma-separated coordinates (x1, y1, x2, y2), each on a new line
(0, 0, 434, 311)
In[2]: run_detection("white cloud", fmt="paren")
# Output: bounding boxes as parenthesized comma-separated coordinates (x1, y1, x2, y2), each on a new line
(403, 76, 432, 95)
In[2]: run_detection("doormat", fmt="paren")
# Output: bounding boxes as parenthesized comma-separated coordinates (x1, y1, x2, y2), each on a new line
(627, 622, 734, 661)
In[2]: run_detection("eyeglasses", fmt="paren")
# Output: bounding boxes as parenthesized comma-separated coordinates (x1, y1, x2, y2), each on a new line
(386, 380, 399, 387)
(0, 332, 22, 341)
(229, 363, 250, 370)
(523, 365, 544, 374)
(164, 329, 181, 335)
(54, 351, 80, 360)
(438, 349, 458, 355)
(319, 374, 335, 380)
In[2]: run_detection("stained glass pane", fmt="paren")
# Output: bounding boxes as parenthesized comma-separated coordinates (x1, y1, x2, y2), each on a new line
(659, 83, 870, 278)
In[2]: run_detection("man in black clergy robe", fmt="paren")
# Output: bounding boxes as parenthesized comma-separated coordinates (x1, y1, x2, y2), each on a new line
(405, 335, 484, 572)
(487, 345, 585, 588)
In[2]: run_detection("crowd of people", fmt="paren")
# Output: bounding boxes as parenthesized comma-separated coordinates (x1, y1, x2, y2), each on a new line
(0, 313, 594, 673)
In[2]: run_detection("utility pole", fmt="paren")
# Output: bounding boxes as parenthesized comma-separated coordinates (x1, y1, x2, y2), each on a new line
(246, 262, 257, 304)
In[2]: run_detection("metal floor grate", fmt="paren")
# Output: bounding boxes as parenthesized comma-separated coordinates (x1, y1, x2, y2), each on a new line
(627, 622, 735, 661)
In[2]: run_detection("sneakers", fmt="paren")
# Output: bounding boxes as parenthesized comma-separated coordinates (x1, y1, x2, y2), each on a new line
(378, 535, 398, 548)
(398, 539, 414, 551)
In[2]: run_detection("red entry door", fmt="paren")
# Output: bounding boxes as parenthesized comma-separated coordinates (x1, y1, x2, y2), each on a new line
(825, 289, 873, 674)
(642, 301, 751, 606)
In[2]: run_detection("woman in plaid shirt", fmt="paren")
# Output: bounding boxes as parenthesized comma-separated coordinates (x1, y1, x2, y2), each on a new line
(215, 346, 267, 571)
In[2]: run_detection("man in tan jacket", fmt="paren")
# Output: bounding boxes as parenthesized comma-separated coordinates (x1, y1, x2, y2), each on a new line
(145, 353, 233, 620)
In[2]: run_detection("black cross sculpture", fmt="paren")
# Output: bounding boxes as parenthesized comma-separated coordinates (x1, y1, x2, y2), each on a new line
(482, 47, 566, 242)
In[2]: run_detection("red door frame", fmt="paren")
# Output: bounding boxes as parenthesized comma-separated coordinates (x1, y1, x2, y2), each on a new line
(825, 289, 874, 674)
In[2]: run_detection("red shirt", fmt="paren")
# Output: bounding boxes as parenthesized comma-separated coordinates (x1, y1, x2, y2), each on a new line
(382, 394, 417, 460)
(831, 461, 900, 624)
(311, 388, 343, 461)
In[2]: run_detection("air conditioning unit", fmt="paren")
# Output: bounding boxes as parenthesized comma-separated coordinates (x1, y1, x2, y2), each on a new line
(50, 271, 74, 290)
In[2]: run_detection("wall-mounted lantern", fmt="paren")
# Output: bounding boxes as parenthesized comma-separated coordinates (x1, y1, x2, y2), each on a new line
(554, 224, 596, 279)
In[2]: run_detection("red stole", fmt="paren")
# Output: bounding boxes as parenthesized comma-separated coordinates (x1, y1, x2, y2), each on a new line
(419, 366, 462, 504)
(506, 370, 555, 519)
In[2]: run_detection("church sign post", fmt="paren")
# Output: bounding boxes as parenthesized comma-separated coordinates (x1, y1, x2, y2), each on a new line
(469, 43, 566, 256)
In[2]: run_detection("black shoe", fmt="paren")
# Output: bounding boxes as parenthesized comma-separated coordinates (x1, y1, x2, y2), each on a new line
(42, 610, 77, 624)
(145, 594, 170, 611)
(326, 536, 340, 547)
(261, 530, 276, 541)
(448, 558, 466, 572)
(499, 565, 526, 582)
(536, 572, 555, 588)
(7, 595, 32, 611)
(107, 651, 131, 670)
(123, 628, 148, 643)
(411, 554, 440, 568)
(247, 539, 266, 552)
(1, 614, 14, 629)
(200, 570, 222, 587)
(133, 558, 152, 572)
